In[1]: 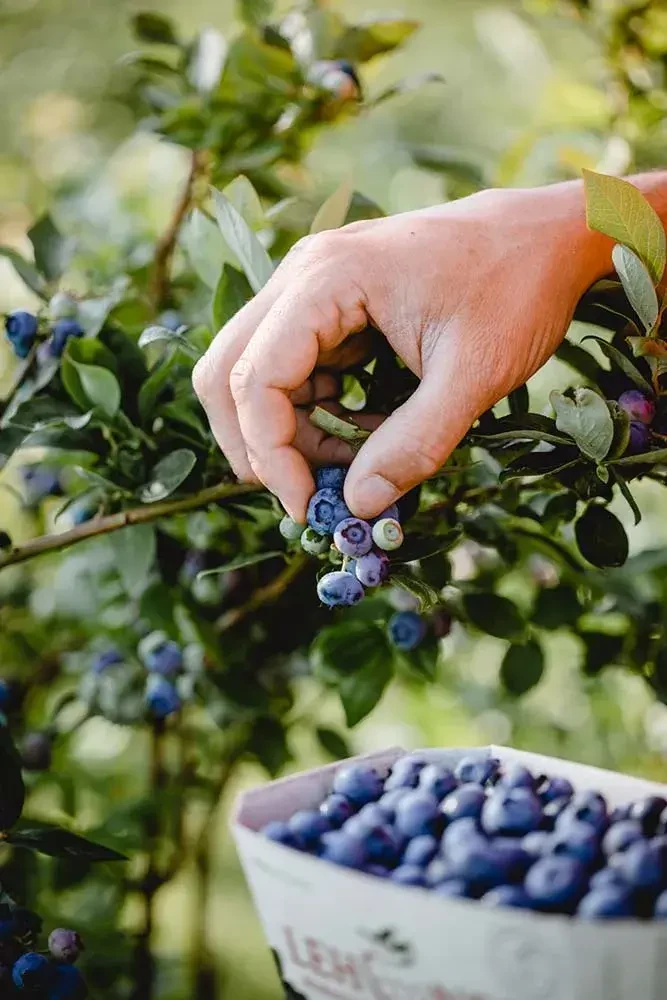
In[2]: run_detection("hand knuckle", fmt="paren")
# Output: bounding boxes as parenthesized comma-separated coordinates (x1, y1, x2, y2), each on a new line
(192, 355, 214, 402)
(229, 355, 256, 402)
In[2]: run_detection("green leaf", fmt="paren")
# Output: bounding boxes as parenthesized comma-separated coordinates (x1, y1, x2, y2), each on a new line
(0, 247, 48, 298)
(551, 388, 614, 462)
(223, 175, 265, 230)
(391, 572, 441, 613)
(138, 325, 200, 359)
(611, 447, 667, 467)
(508, 384, 529, 416)
(475, 428, 573, 446)
(310, 182, 353, 234)
(555, 341, 602, 383)
(0, 726, 25, 830)
(392, 529, 461, 565)
(611, 244, 659, 333)
(212, 264, 252, 330)
(606, 401, 631, 460)
(132, 12, 179, 45)
(583, 169, 666, 284)
(198, 551, 284, 578)
(138, 347, 179, 422)
(139, 449, 197, 502)
(500, 639, 544, 696)
(532, 584, 581, 630)
(111, 524, 156, 597)
(238, 0, 273, 27)
(28, 215, 70, 282)
(182, 209, 230, 288)
(575, 504, 629, 568)
(612, 469, 642, 526)
(211, 188, 273, 293)
(500, 449, 579, 482)
(7, 819, 126, 861)
(315, 727, 351, 761)
(580, 631, 624, 677)
(581, 336, 654, 397)
(463, 592, 525, 641)
(61, 353, 121, 420)
(339, 656, 393, 727)
(336, 19, 420, 62)
(369, 72, 445, 108)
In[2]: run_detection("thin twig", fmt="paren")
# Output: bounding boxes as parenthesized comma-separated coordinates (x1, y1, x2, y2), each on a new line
(150, 150, 206, 311)
(215, 552, 310, 631)
(0, 481, 257, 571)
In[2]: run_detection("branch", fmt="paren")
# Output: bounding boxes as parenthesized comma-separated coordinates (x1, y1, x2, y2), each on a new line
(309, 406, 371, 455)
(216, 552, 309, 631)
(0, 481, 258, 571)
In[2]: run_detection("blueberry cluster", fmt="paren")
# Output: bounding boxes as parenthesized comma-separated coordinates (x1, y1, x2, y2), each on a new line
(5, 296, 83, 362)
(0, 899, 86, 999)
(618, 390, 657, 455)
(261, 754, 667, 920)
(92, 637, 187, 720)
(280, 466, 404, 608)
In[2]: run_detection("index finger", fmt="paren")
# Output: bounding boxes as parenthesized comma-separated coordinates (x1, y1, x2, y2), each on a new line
(230, 282, 368, 520)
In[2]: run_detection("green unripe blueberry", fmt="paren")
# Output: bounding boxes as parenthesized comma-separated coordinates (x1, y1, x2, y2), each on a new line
(301, 527, 331, 556)
(49, 291, 78, 321)
(279, 515, 306, 541)
(372, 518, 404, 551)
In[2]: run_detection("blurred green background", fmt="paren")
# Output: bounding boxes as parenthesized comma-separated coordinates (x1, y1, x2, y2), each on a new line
(2, 1, 667, 997)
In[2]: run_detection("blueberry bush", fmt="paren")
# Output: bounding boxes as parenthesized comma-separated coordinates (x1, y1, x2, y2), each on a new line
(2, 0, 667, 996)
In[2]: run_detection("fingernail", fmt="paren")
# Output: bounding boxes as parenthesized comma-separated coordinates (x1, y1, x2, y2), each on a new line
(347, 474, 397, 518)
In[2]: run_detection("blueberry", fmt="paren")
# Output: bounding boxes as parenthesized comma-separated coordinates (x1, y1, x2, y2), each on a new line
(538, 776, 573, 804)
(433, 879, 471, 898)
(333, 517, 373, 558)
(21, 731, 52, 771)
(0, 679, 22, 714)
(441, 817, 479, 854)
(395, 791, 442, 838)
(602, 819, 644, 857)
(589, 866, 627, 891)
(372, 518, 404, 551)
(425, 858, 455, 887)
(50, 319, 84, 357)
(319, 794, 354, 828)
(654, 890, 667, 919)
(454, 756, 500, 787)
(577, 887, 635, 919)
(559, 792, 608, 834)
(441, 784, 486, 824)
(628, 796, 667, 836)
(71, 504, 95, 525)
(446, 835, 508, 891)
(522, 831, 552, 857)
(22, 465, 61, 504)
(499, 764, 535, 790)
(48, 929, 83, 964)
(307, 489, 351, 536)
(12, 952, 53, 990)
(377, 788, 410, 819)
(372, 504, 400, 524)
(551, 820, 601, 868)
(482, 788, 543, 837)
(317, 571, 365, 607)
(48, 962, 88, 1000)
(49, 292, 78, 321)
(391, 865, 426, 887)
(315, 467, 347, 492)
(618, 390, 655, 425)
(384, 755, 426, 791)
(353, 803, 387, 830)
(626, 421, 650, 455)
(430, 608, 453, 639)
(288, 810, 330, 850)
(542, 795, 572, 831)
(418, 764, 457, 802)
(524, 856, 588, 912)
(300, 528, 331, 556)
(261, 821, 295, 847)
(616, 839, 667, 892)
(482, 885, 534, 909)
(5, 311, 38, 358)
(92, 649, 123, 675)
(145, 677, 181, 719)
(145, 640, 183, 677)
(354, 550, 390, 588)
(279, 516, 306, 541)
(363, 825, 404, 866)
(365, 864, 389, 878)
(490, 839, 533, 882)
(403, 835, 439, 867)
(388, 611, 427, 651)
(158, 309, 183, 332)
(320, 830, 367, 869)
(610, 804, 632, 824)
(332, 764, 383, 806)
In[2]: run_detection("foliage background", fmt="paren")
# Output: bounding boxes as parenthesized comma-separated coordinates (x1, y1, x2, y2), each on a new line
(2, 1, 667, 998)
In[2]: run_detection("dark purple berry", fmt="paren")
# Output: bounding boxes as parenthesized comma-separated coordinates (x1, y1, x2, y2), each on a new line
(618, 390, 655, 425)
(354, 549, 389, 588)
(626, 421, 650, 455)
(430, 608, 453, 639)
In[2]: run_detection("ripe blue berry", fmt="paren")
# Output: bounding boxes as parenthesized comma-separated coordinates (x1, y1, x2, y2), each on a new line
(441, 784, 486, 824)
(12, 952, 53, 990)
(626, 421, 650, 455)
(48, 929, 83, 964)
(403, 835, 439, 867)
(499, 764, 535, 790)
(92, 649, 123, 675)
(319, 794, 354, 828)
(391, 865, 426, 887)
(442, 817, 479, 854)
(307, 489, 350, 536)
(395, 791, 442, 838)
(538, 776, 573, 804)
(354, 550, 389, 588)
(288, 810, 330, 850)
(21, 732, 52, 771)
(432, 879, 471, 898)
(145, 640, 183, 677)
(377, 788, 410, 819)
(332, 764, 383, 806)
(361, 824, 403, 866)
(418, 764, 457, 801)
(158, 310, 183, 332)
(551, 820, 601, 868)
(628, 796, 667, 836)
(384, 755, 426, 791)
(365, 864, 389, 878)
(49, 962, 88, 1000)
(482, 788, 543, 837)
(542, 795, 572, 830)
(50, 319, 84, 357)
(300, 528, 331, 556)
(315, 466, 347, 492)
(22, 466, 61, 504)
(524, 856, 588, 912)
(446, 834, 507, 890)
(372, 518, 403, 551)
(616, 839, 667, 892)
(388, 611, 426, 651)
(145, 677, 181, 719)
(577, 887, 635, 919)
(522, 831, 552, 857)
(317, 571, 364, 607)
(354, 804, 387, 831)
(482, 885, 533, 909)
(454, 756, 500, 787)
(5, 311, 38, 359)
(558, 791, 608, 834)
(261, 821, 295, 847)
(320, 830, 367, 869)
(602, 819, 644, 857)
(279, 516, 306, 541)
(589, 866, 627, 892)
(618, 390, 655, 425)
(333, 518, 373, 558)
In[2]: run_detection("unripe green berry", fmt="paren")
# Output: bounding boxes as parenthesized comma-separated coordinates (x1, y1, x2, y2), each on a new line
(372, 517, 404, 551)
(279, 515, 306, 541)
(301, 527, 331, 556)
(49, 291, 78, 321)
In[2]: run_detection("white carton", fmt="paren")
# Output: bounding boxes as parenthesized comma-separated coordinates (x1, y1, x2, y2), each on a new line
(232, 745, 667, 1000)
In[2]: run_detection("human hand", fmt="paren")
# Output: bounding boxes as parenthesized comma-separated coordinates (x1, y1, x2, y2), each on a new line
(193, 181, 609, 522)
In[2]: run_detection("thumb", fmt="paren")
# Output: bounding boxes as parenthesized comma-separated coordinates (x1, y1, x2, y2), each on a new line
(343, 356, 478, 519)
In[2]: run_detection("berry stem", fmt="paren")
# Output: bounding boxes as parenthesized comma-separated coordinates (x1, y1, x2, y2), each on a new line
(309, 406, 371, 453)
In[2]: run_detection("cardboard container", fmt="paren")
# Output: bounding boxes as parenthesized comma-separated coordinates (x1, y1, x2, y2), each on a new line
(232, 745, 667, 1000)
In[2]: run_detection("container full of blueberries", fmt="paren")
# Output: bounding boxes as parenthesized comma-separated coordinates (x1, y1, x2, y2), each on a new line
(232, 745, 667, 1000)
